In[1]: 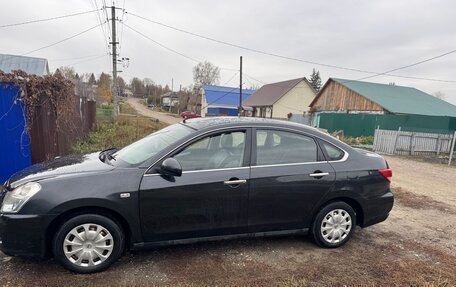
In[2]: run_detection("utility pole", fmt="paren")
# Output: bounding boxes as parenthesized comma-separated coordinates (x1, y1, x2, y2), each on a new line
(111, 5, 118, 116)
(239, 56, 243, 116)
(178, 84, 182, 115)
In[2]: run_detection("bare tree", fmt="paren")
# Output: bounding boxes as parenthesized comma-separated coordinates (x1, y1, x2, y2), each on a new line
(57, 66, 77, 79)
(433, 91, 445, 100)
(193, 61, 220, 87)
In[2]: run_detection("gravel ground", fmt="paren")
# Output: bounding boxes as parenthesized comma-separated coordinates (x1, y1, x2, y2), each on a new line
(1, 155, 455, 286)
(126, 97, 182, 125)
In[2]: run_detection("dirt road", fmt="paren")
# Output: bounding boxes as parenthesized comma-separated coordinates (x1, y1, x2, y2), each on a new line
(1, 156, 455, 286)
(126, 97, 182, 125)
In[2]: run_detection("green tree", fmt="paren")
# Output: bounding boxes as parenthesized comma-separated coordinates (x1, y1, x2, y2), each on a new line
(309, 68, 322, 92)
(88, 73, 96, 85)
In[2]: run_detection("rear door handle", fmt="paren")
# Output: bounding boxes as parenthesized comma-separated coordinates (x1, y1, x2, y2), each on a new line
(223, 179, 247, 185)
(309, 172, 329, 177)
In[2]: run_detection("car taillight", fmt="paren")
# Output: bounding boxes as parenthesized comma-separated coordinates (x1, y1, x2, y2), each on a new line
(379, 169, 392, 182)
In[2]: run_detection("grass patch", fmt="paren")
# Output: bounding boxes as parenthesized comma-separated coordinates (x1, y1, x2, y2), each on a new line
(72, 103, 167, 154)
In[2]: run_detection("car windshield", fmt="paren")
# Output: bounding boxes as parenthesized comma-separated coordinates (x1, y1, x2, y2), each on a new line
(111, 123, 193, 166)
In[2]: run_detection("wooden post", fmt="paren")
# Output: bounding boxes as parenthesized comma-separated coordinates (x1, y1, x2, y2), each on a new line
(410, 132, 416, 155)
(449, 131, 456, 166)
(393, 127, 401, 155)
(436, 134, 441, 156)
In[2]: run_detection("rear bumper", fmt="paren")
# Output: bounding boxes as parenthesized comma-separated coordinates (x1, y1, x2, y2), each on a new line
(361, 190, 394, 228)
(0, 213, 55, 258)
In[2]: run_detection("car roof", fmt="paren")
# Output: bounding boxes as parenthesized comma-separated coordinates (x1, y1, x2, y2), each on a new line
(183, 116, 317, 132)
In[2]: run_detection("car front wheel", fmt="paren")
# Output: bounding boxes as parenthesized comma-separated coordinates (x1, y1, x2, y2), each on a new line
(53, 214, 125, 273)
(311, 202, 356, 248)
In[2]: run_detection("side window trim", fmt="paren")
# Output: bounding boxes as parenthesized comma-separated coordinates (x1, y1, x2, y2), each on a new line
(148, 127, 252, 174)
(252, 128, 323, 166)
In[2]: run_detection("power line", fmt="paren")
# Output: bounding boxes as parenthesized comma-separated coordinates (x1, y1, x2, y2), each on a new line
(0, 23, 105, 64)
(123, 23, 243, 73)
(118, 0, 126, 54)
(90, 0, 110, 50)
(352, 49, 456, 82)
(0, 9, 99, 28)
(101, 0, 112, 37)
(51, 54, 107, 62)
(64, 54, 108, 67)
(22, 23, 105, 57)
(123, 23, 201, 63)
(127, 11, 456, 83)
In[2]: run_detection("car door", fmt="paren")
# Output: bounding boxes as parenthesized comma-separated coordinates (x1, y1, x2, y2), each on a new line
(248, 128, 336, 232)
(139, 128, 251, 242)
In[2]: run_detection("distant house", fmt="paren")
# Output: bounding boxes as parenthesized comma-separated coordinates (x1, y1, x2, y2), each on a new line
(122, 88, 133, 97)
(161, 92, 179, 109)
(0, 54, 50, 76)
(243, 77, 317, 119)
(200, 85, 255, 117)
(310, 78, 456, 117)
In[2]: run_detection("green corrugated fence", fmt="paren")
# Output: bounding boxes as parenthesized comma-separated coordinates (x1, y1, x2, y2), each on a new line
(316, 113, 456, 137)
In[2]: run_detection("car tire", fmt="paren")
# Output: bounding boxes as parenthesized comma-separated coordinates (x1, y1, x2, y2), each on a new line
(311, 201, 356, 248)
(52, 214, 125, 274)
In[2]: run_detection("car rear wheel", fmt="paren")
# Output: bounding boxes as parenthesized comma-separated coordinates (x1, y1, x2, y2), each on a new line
(311, 202, 356, 248)
(53, 214, 125, 273)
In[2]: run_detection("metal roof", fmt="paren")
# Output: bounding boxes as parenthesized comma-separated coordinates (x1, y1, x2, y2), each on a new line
(325, 78, 456, 117)
(243, 77, 312, 107)
(0, 54, 50, 76)
(203, 85, 255, 107)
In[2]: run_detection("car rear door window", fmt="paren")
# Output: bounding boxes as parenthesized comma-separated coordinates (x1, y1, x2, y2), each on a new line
(256, 130, 317, 165)
(319, 140, 345, 161)
(173, 131, 246, 171)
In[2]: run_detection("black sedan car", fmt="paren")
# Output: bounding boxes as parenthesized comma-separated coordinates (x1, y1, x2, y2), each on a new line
(0, 117, 393, 273)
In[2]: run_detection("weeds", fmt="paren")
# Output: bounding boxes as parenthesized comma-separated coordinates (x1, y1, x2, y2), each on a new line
(71, 103, 166, 154)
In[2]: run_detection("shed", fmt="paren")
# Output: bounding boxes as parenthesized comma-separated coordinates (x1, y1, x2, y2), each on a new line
(201, 85, 255, 116)
(243, 77, 316, 119)
(0, 54, 50, 76)
(309, 78, 456, 136)
(310, 78, 456, 117)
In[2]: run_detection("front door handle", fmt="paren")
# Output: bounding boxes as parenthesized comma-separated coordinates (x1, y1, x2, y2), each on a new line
(223, 179, 247, 185)
(309, 172, 329, 177)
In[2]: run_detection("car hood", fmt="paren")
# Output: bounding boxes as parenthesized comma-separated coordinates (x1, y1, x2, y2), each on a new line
(7, 152, 114, 189)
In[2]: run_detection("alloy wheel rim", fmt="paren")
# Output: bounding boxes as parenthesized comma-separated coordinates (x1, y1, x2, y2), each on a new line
(320, 209, 352, 244)
(63, 223, 114, 267)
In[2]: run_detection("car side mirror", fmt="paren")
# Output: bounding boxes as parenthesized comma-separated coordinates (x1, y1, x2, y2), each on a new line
(160, 158, 182, 177)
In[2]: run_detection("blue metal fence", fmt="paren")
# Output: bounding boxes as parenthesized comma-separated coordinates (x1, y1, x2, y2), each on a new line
(0, 83, 31, 183)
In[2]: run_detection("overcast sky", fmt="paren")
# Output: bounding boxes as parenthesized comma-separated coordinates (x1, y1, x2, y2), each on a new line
(1, 0, 456, 104)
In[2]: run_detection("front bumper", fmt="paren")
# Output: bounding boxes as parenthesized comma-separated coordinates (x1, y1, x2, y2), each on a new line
(0, 213, 55, 258)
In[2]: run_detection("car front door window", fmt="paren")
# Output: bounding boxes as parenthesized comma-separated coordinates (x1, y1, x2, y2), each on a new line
(173, 131, 246, 171)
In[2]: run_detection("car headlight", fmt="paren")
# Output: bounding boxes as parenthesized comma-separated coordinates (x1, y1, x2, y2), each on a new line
(1, 182, 41, 213)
